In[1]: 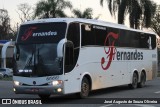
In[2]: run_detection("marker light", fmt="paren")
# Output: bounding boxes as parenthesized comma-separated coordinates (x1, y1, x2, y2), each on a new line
(14, 81, 20, 86)
(52, 80, 63, 86)
(13, 88, 16, 92)
(57, 88, 62, 92)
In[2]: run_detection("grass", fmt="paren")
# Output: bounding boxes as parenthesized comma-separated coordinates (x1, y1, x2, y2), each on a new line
(0, 77, 12, 81)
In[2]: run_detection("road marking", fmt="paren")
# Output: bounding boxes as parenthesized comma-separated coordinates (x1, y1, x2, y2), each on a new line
(134, 104, 155, 107)
(154, 91, 160, 94)
(100, 104, 113, 107)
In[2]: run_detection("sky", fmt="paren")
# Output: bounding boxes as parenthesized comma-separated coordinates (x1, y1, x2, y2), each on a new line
(0, 0, 160, 27)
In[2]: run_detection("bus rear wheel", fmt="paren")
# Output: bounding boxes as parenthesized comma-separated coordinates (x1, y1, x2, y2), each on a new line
(38, 94, 50, 99)
(128, 73, 138, 89)
(79, 77, 90, 98)
(138, 72, 146, 88)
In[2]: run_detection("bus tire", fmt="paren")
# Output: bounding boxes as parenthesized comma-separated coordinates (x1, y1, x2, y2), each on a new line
(38, 94, 50, 99)
(128, 72, 138, 89)
(79, 77, 90, 98)
(138, 71, 146, 88)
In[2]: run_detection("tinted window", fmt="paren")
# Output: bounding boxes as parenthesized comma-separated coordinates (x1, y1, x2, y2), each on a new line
(130, 31, 140, 48)
(81, 24, 95, 46)
(150, 34, 156, 49)
(81, 23, 156, 50)
(118, 29, 129, 47)
(17, 22, 67, 44)
(118, 30, 141, 48)
(14, 44, 63, 77)
(0, 69, 5, 71)
(93, 25, 107, 46)
(139, 33, 149, 48)
(108, 27, 119, 46)
(67, 23, 80, 48)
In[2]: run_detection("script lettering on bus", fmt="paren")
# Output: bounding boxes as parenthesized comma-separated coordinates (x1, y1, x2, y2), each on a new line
(21, 27, 37, 41)
(21, 27, 58, 41)
(101, 32, 119, 71)
(117, 50, 143, 60)
(100, 32, 144, 71)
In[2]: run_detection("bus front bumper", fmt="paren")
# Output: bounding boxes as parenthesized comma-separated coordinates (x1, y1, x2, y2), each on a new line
(13, 85, 64, 95)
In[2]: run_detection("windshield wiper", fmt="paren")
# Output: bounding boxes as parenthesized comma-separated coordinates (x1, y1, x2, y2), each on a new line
(24, 47, 34, 70)
(36, 48, 48, 76)
(24, 45, 46, 76)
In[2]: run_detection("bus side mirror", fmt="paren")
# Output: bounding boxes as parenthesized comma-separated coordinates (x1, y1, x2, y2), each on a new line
(57, 39, 66, 57)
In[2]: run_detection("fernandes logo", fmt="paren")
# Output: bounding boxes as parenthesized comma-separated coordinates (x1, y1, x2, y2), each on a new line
(101, 32, 119, 70)
(21, 27, 37, 41)
(21, 27, 58, 41)
(101, 32, 144, 71)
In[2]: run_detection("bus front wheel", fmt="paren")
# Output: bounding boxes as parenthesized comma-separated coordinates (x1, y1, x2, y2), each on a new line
(128, 73, 138, 89)
(79, 77, 90, 98)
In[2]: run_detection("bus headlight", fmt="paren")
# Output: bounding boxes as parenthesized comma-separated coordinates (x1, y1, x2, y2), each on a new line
(14, 81, 20, 86)
(57, 88, 62, 92)
(50, 80, 63, 86)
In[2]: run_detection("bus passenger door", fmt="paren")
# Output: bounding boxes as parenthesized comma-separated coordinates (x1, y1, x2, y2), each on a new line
(64, 41, 74, 73)
(63, 23, 80, 94)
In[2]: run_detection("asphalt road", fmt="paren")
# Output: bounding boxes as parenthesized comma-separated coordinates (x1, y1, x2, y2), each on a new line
(0, 77, 160, 107)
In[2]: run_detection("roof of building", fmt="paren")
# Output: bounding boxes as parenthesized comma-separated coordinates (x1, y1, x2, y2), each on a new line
(0, 40, 9, 44)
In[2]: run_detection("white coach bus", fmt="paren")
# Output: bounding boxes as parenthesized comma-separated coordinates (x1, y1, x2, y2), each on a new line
(13, 18, 157, 98)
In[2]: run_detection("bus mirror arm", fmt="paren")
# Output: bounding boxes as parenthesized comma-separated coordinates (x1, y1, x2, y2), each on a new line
(15, 44, 20, 60)
(57, 39, 66, 57)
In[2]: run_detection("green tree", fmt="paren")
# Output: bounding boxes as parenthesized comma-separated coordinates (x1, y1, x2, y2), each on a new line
(151, 5, 160, 36)
(0, 9, 16, 40)
(0, 9, 10, 39)
(100, 0, 156, 29)
(35, 0, 72, 18)
(17, 3, 34, 23)
(72, 8, 93, 19)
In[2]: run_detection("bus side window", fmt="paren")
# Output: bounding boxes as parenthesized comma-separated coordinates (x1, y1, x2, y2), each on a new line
(131, 32, 140, 48)
(94, 25, 107, 46)
(118, 29, 128, 47)
(139, 34, 156, 49)
(107, 27, 119, 46)
(81, 24, 95, 46)
(149, 34, 156, 49)
(140, 33, 149, 49)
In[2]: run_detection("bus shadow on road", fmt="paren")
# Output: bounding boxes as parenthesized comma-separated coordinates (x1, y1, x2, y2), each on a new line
(89, 85, 136, 97)
(42, 94, 88, 104)
(89, 84, 154, 97)
(41, 84, 154, 104)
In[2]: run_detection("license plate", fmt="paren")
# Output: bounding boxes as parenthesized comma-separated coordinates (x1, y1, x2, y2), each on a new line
(31, 88, 39, 92)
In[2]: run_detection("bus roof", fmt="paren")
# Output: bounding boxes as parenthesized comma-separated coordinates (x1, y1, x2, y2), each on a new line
(22, 18, 156, 35)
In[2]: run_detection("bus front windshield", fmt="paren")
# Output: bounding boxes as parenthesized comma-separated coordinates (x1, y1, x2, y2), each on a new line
(13, 22, 66, 77)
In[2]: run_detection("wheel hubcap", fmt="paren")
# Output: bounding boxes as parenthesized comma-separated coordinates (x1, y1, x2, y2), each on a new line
(133, 75, 137, 87)
(82, 83, 89, 96)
